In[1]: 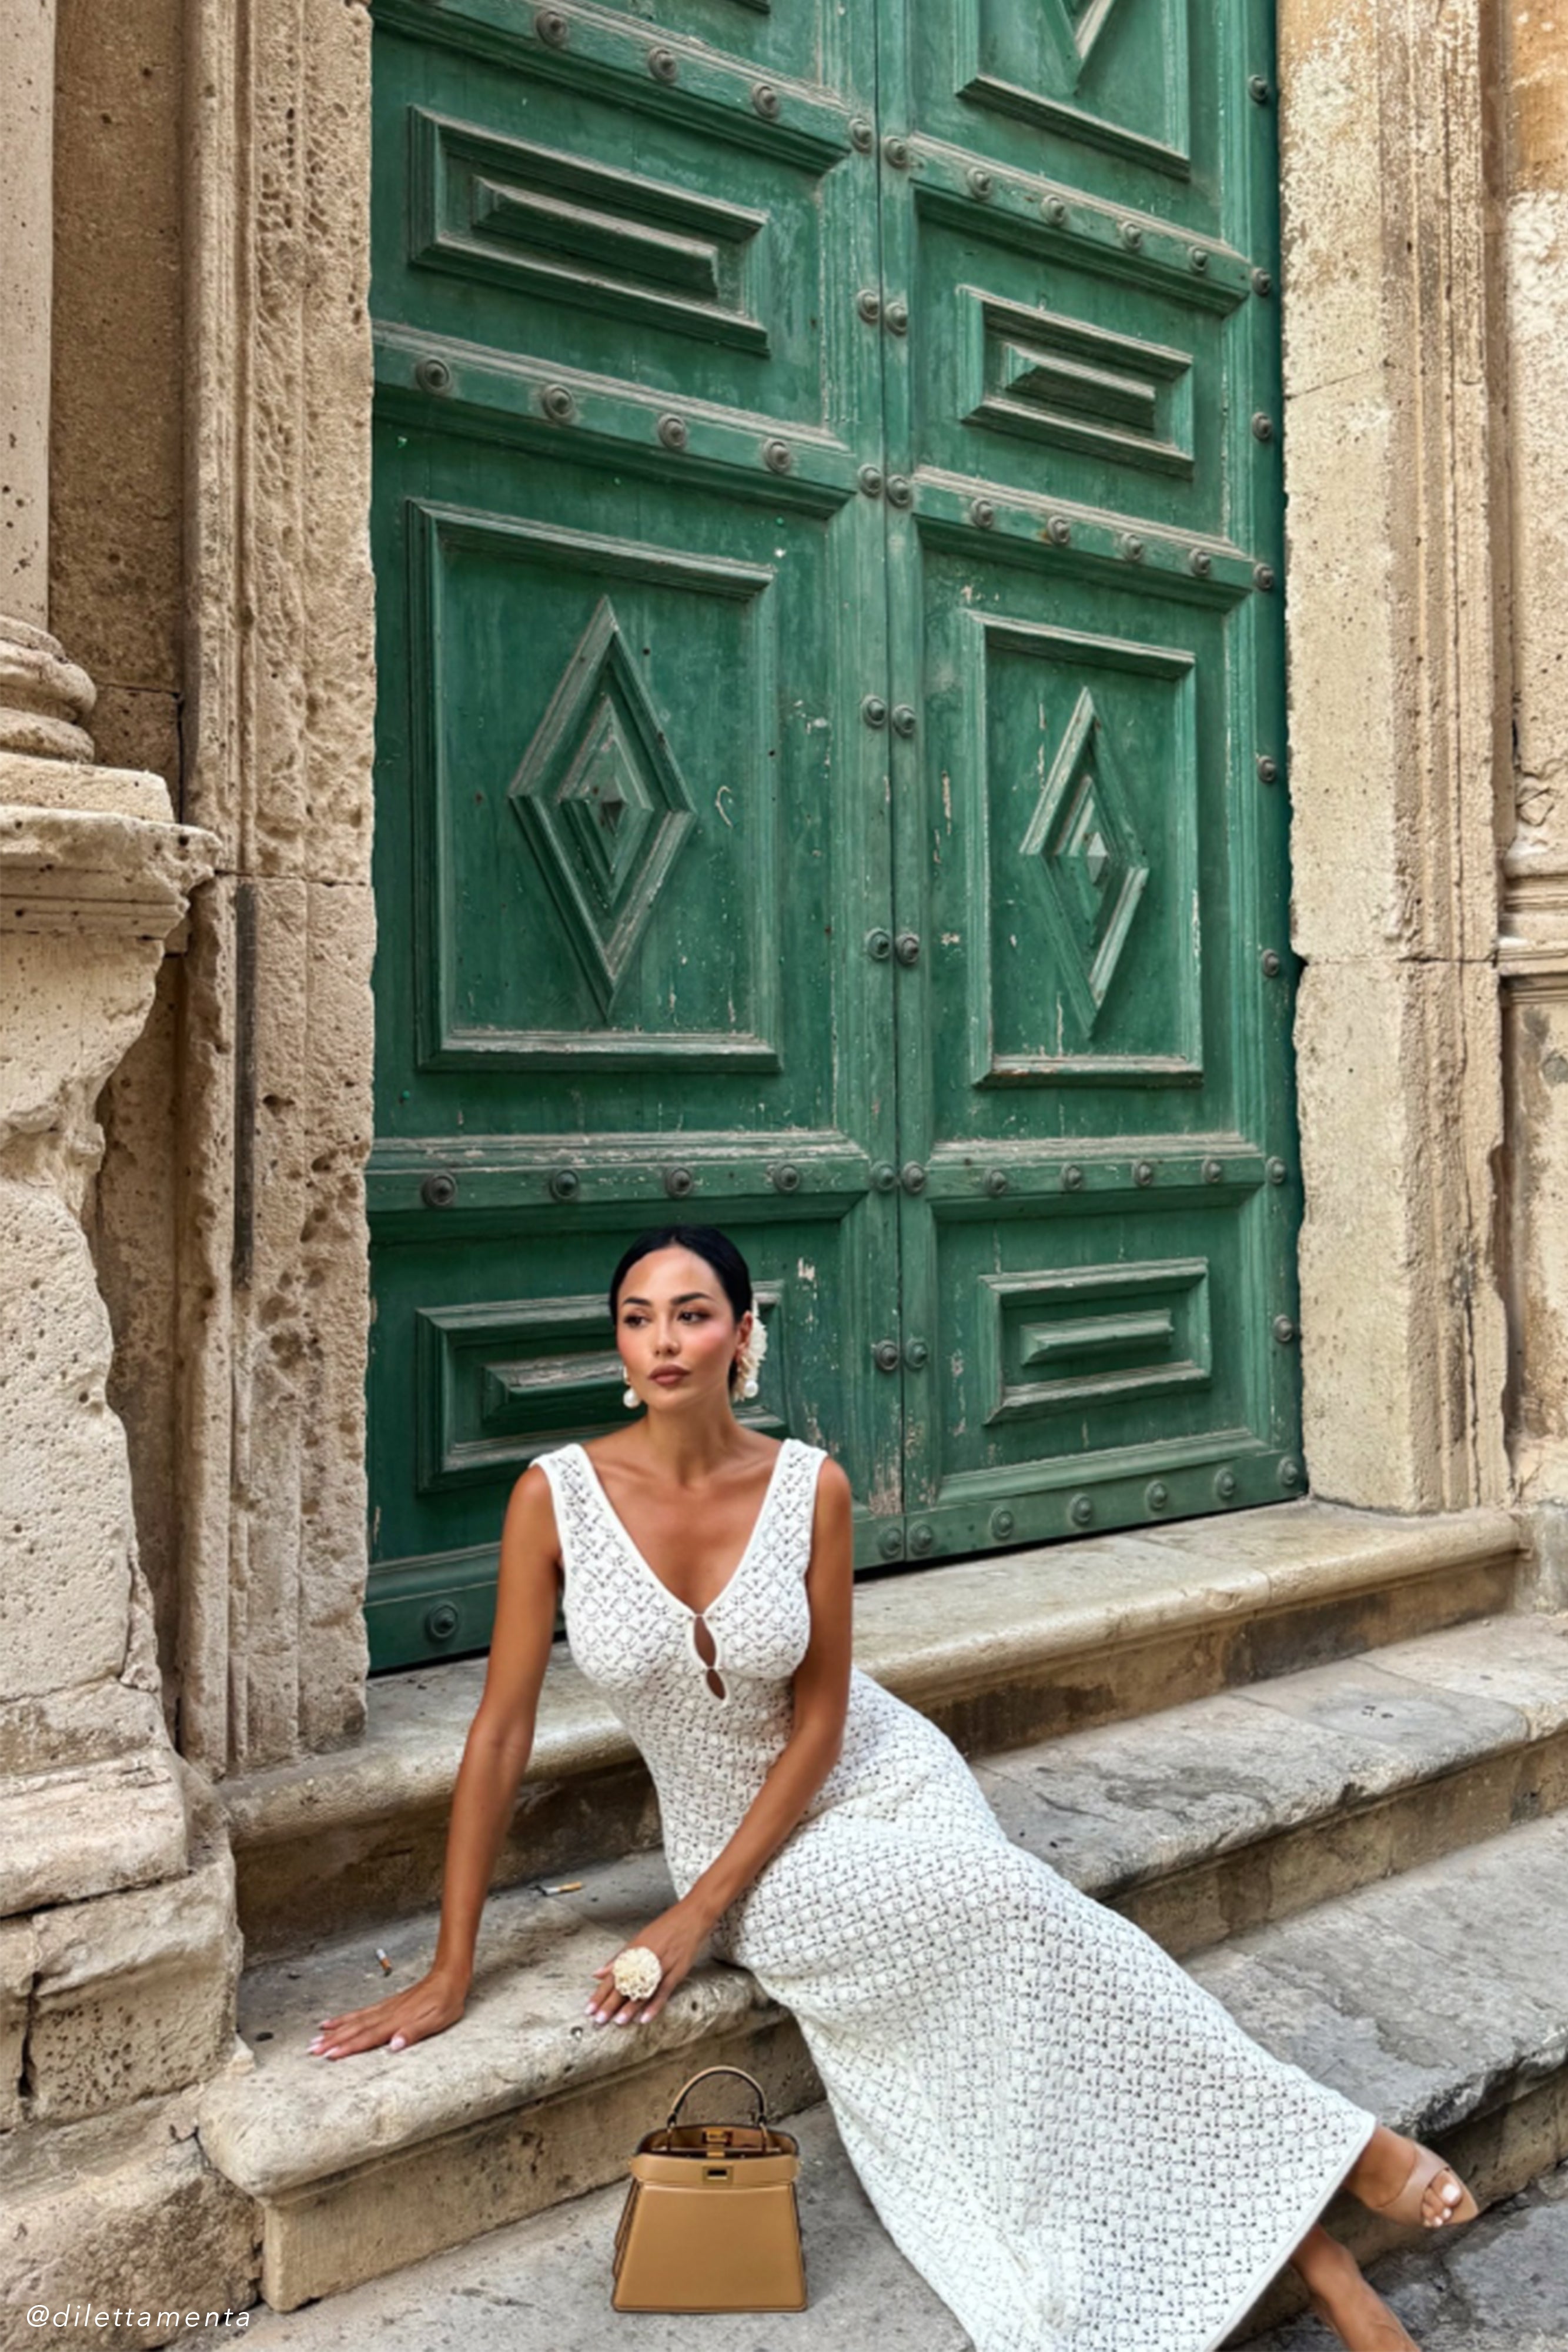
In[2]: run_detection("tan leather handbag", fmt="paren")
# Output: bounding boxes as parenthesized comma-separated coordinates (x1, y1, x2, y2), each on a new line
(610, 2063, 808, 2312)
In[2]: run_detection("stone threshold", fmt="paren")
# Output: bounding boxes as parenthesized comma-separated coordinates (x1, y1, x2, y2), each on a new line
(221, 1498, 1525, 1960)
(198, 1605, 1568, 2311)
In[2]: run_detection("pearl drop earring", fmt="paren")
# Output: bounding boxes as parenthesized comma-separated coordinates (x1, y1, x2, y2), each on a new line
(620, 1362, 638, 1409)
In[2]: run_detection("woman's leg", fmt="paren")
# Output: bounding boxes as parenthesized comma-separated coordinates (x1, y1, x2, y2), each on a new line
(1289, 2223, 1419, 2351)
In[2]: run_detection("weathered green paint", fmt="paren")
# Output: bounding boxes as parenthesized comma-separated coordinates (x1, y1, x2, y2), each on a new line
(366, 0, 1300, 1669)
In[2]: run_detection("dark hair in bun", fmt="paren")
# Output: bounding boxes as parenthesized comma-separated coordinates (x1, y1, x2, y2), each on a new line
(607, 1225, 752, 1330)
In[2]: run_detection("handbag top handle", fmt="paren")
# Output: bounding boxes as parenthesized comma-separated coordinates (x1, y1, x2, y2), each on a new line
(664, 2063, 770, 2130)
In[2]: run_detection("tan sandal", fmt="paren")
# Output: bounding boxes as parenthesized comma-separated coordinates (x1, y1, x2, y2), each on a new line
(1306, 2288, 1419, 2351)
(1368, 2140, 1479, 2230)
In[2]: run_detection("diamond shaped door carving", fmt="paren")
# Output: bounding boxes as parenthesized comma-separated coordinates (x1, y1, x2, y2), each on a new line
(509, 597, 696, 1017)
(1019, 686, 1149, 1034)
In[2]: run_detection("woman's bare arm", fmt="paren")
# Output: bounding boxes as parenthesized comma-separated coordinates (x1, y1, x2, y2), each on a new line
(310, 1462, 563, 2057)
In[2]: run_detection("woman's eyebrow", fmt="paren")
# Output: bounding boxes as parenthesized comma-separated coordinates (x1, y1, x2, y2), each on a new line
(620, 1291, 716, 1306)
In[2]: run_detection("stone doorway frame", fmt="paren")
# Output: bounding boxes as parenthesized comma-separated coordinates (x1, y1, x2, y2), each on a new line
(172, 0, 1514, 1776)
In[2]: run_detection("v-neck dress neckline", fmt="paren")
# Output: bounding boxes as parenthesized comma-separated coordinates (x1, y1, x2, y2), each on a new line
(569, 1437, 795, 1621)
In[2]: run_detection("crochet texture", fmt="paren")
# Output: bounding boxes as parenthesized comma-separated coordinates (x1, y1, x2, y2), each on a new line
(539, 1436, 1377, 2352)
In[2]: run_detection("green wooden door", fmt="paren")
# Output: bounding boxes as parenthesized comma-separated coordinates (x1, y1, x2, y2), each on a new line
(366, 0, 1299, 1668)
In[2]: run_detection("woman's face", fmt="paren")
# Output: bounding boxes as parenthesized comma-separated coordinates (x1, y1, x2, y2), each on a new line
(614, 1245, 748, 1411)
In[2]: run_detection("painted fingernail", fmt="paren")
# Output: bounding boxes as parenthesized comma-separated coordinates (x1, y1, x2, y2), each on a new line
(389, 2034, 406, 2050)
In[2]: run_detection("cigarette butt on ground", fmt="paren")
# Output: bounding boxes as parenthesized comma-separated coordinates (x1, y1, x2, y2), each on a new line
(543, 1880, 584, 1894)
(375, 1947, 392, 1973)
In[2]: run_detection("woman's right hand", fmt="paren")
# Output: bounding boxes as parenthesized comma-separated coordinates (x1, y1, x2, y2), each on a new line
(308, 1965, 469, 2059)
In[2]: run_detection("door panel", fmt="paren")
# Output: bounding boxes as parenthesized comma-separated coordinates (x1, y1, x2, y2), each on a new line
(367, 0, 897, 1666)
(875, 0, 1301, 1553)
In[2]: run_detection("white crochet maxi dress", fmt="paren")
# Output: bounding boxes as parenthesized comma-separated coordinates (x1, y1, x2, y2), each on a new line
(538, 1435, 1378, 2352)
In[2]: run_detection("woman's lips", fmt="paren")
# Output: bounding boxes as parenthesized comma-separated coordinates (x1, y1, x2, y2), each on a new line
(650, 1368, 687, 1385)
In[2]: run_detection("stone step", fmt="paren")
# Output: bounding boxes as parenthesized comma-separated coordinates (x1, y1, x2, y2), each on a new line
(233, 2125, 1568, 2352)
(223, 1499, 1524, 1962)
(196, 1609, 1568, 2312)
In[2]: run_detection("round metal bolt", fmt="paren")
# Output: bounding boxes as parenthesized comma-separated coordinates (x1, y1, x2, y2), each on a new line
(541, 382, 576, 422)
(884, 298, 909, 335)
(970, 497, 995, 529)
(858, 463, 884, 497)
(857, 288, 881, 325)
(1146, 1481, 1170, 1512)
(1252, 266, 1273, 296)
(850, 116, 874, 153)
(891, 703, 916, 737)
(1202, 1157, 1223, 1184)
(1278, 1456, 1303, 1489)
(1061, 1162, 1084, 1190)
(1189, 245, 1210, 273)
(908, 1521, 935, 1555)
(1215, 1468, 1238, 1501)
(772, 1162, 801, 1193)
(1069, 1493, 1094, 1528)
(1042, 195, 1068, 225)
(882, 133, 910, 168)
(990, 1506, 1015, 1539)
(1254, 562, 1276, 592)
(547, 1167, 580, 1201)
(1256, 753, 1279, 784)
(904, 1338, 930, 1370)
(1121, 532, 1145, 562)
(1249, 74, 1271, 103)
(1047, 514, 1072, 546)
(900, 1158, 927, 1192)
(1267, 1156, 1289, 1185)
(967, 166, 992, 198)
(878, 1524, 905, 1558)
(1252, 411, 1275, 443)
(1261, 948, 1283, 977)
(648, 45, 678, 82)
(873, 1339, 901, 1372)
(886, 475, 913, 506)
(421, 1170, 457, 1208)
(534, 9, 569, 46)
(861, 694, 888, 729)
(657, 412, 689, 451)
(663, 1164, 695, 1198)
(1135, 1158, 1155, 1185)
(1188, 546, 1212, 576)
(894, 931, 921, 966)
(414, 356, 452, 395)
(1119, 219, 1144, 248)
(984, 1166, 1009, 1196)
(762, 437, 793, 474)
(751, 81, 780, 119)
(425, 1603, 460, 1642)
(865, 927, 892, 960)
(1273, 1314, 1298, 1344)
(871, 1160, 898, 1191)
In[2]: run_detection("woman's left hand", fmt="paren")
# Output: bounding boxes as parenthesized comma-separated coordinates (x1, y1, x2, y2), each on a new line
(586, 1898, 711, 2027)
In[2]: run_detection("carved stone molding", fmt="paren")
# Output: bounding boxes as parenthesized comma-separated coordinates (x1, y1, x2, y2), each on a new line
(178, 0, 376, 1772)
(1277, 0, 1510, 1513)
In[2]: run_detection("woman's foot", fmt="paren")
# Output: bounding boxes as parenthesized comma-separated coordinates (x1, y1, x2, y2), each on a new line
(1346, 2124, 1478, 2230)
(1292, 2225, 1420, 2351)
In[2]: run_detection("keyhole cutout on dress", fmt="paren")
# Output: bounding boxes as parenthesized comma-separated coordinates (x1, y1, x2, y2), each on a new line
(691, 1612, 727, 1700)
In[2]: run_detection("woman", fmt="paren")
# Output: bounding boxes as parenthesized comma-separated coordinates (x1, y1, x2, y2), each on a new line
(313, 1222, 1477, 2351)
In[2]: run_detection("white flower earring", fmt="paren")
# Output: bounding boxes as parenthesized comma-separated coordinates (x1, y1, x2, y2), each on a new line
(620, 1362, 638, 1409)
(730, 1301, 767, 1402)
